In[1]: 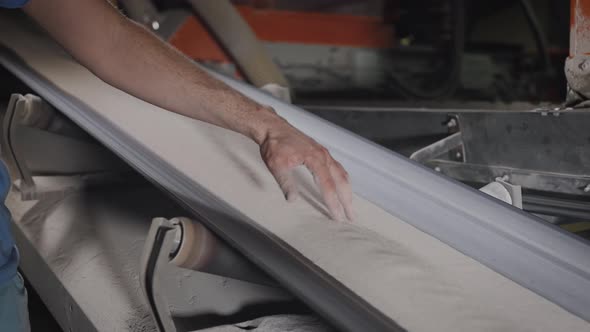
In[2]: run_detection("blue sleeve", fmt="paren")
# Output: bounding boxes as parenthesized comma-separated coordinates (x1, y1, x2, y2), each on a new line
(0, 0, 29, 9)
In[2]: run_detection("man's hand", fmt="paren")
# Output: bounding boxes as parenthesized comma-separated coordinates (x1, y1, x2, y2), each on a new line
(259, 115, 353, 222)
(24, 0, 354, 221)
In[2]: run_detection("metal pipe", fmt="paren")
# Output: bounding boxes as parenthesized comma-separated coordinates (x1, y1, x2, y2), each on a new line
(519, 0, 552, 73)
(187, 0, 290, 89)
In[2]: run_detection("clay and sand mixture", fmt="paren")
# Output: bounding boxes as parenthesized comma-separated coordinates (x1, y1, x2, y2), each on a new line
(0, 15, 589, 332)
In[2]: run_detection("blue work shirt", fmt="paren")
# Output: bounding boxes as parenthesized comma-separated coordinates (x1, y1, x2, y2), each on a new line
(0, 162, 16, 286)
(0, 0, 28, 9)
(0, 0, 27, 286)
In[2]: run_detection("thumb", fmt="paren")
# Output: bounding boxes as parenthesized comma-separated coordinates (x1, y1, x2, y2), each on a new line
(273, 169, 299, 202)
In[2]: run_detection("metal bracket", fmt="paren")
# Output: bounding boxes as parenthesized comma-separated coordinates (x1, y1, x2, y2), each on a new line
(410, 131, 464, 163)
(1, 94, 134, 200)
(2, 94, 35, 189)
(428, 159, 590, 197)
(140, 217, 177, 332)
(139, 217, 297, 332)
(480, 177, 523, 209)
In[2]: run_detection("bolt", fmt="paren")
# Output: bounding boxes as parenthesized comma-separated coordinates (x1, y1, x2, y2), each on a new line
(584, 184, 590, 193)
(151, 21, 160, 30)
(434, 167, 441, 172)
(447, 118, 457, 128)
(455, 152, 462, 159)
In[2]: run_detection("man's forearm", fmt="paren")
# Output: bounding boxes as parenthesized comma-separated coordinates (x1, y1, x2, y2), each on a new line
(23, 0, 354, 221)
(25, 0, 282, 144)
(95, 19, 282, 144)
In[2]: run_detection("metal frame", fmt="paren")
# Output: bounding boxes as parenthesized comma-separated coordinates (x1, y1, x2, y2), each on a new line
(139, 217, 296, 332)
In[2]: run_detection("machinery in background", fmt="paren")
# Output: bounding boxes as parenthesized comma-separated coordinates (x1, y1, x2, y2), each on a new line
(410, 108, 590, 233)
(119, 0, 568, 104)
(302, 103, 590, 239)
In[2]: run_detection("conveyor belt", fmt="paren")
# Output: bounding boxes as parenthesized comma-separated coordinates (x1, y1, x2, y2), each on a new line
(1, 13, 589, 331)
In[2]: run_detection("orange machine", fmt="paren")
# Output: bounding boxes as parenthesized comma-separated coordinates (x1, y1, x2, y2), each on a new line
(168, 4, 396, 65)
(571, 0, 590, 56)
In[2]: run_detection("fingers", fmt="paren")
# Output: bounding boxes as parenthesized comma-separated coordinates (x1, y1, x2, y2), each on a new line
(330, 161, 355, 221)
(262, 138, 353, 222)
(265, 155, 299, 202)
(274, 169, 299, 202)
(306, 157, 347, 222)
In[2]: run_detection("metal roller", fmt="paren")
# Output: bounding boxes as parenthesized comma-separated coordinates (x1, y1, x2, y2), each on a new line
(168, 217, 276, 287)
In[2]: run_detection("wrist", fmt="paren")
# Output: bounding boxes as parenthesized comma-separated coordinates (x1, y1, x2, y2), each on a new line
(248, 106, 288, 145)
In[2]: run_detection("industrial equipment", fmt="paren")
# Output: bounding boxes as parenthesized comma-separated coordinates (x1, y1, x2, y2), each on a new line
(0, 1, 589, 332)
(119, 0, 567, 104)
